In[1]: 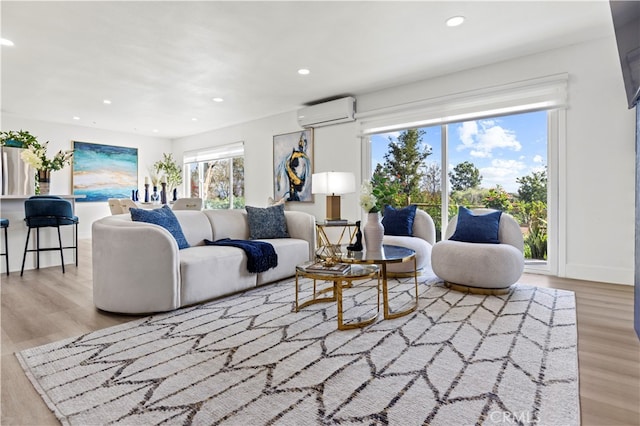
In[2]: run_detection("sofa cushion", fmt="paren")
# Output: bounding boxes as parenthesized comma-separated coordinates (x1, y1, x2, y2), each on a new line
(449, 206, 502, 244)
(179, 246, 257, 306)
(382, 204, 417, 236)
(173, 210, 213, 247)
(205, 209, 250, 240)
(246, 204, 289, 239)
(130, 205, 190, 249)
(255, 238, 310, 285)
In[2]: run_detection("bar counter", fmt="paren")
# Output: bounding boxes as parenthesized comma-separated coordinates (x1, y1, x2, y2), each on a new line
(0, 195, 84, 273)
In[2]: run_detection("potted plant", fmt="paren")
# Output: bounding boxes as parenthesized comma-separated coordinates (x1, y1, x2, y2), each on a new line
(153, 153, 183, 200)
(0, 129, 39, 148)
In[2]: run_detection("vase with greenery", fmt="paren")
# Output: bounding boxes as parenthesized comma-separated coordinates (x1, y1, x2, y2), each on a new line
(153, 153, 182, 199)
(0, 130, 73, 194)
(359, 180, 386, 252)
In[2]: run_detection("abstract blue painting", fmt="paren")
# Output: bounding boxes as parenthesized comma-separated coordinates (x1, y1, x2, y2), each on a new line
(72, 141, 138, 202)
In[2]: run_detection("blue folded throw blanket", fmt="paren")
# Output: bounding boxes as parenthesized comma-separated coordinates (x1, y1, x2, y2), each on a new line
(204, 238, 278, 273)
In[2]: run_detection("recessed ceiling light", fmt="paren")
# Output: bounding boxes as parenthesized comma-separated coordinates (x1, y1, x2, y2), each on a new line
(1, 38, 14, 46)
(73, 116, 80, 120)
(103, 99, 112, 104)
(212, 97, 224, 103)
(446, 16, 465, 27)
(153, 129, 159, 133)
(192, 118, 198, 122)
(298, 68, 310, 75)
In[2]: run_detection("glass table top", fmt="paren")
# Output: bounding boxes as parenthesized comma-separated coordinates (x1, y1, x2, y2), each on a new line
(296, 262, 379, 278)
(339, 244, 415, 264)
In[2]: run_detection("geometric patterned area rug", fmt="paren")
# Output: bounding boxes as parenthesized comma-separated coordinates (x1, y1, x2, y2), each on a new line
(16, 276, 579, 426)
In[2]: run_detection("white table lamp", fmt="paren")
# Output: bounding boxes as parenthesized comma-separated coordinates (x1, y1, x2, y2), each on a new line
(312, 172, 355, 220)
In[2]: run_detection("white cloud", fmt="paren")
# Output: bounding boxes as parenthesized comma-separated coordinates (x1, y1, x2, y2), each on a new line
(533, 154, 544, 163)
(458, 121, 478, 148)
(456, 120, 522, 158)
(480, 159, 527, 192)
(470, 150, 490, 158)
(491, 159, 527, 170)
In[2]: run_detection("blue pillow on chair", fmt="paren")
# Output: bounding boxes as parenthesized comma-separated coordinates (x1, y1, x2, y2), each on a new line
(130, 205, 190, 249)
(382, 204, 417, 236)
(449, 206, 502, 244)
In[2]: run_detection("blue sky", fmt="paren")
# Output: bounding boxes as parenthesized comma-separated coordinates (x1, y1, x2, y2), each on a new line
(370, 110, 547, 193)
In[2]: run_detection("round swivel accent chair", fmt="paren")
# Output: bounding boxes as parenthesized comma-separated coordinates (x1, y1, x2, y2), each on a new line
(382, 208, 436, 275)
(20, 196, 79, 276)
(0, 218, 9, 275)
(431, 208, 524, 293)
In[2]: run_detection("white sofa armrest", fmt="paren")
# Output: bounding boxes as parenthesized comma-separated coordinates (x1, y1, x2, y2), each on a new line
(284, 211, 316, 261)
(413, 209, 436, 245)
(92, 218, 181, 314)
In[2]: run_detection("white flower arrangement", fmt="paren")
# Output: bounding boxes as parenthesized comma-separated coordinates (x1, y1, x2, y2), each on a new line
(359, 181, 379, 213)
(20, 143, 73, 172)
(20, 148, 44, 170)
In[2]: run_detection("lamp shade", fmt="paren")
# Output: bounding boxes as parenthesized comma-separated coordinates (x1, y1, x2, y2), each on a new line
(311, 172, 355, 195)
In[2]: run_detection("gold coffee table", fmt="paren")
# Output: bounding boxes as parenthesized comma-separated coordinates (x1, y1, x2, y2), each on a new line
(340, 245, 418, 320)
(295, 262, 380, 330)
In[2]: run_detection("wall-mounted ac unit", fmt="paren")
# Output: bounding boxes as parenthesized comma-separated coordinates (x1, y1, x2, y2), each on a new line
(297, 96, 356, 128)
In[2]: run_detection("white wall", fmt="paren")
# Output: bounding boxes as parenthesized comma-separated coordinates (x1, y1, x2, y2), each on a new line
(0, 116, 172, 238)
(170, 112, 363, 221)
(173, 36, 635, 285)
(3, 35, 633, 285)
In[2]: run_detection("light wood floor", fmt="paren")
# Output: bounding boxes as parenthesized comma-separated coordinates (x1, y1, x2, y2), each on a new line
(1, 240, 639, 425)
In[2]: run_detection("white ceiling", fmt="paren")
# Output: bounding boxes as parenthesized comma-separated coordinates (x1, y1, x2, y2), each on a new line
(1, 1, 614, 139)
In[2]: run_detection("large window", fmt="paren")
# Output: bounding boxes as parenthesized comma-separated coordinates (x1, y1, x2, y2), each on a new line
(370, 110, 550, 269)
(183, 142, 245, 209)
(361, 75, 566, 274)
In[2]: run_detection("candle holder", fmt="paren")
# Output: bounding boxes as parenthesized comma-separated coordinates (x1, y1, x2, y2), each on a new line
(161, 182, 167, 205)
(144, 184, 150, 203)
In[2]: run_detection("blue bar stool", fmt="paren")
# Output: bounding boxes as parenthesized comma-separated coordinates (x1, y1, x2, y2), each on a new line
(0, 218, 8, 275)
(20, 196, 79, 276)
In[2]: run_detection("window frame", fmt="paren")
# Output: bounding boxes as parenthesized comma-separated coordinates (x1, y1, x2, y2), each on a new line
(182, 142, 245, 210)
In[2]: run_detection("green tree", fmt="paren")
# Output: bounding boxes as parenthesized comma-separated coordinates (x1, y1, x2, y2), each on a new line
(374, 129, 431, 205)
(483, 185, 513, 211)
(516, 169, 547, 203)
(449, 161, 482, 191)
(232, 157, 245, 208)
(422, 162, 441, 196)
(450, 187, 488, 209)
(205, 159, 231, 207)
(523, 200, 547, 260)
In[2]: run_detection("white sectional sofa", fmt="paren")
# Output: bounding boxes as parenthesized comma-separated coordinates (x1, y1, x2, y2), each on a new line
(92, 209, 316, 314)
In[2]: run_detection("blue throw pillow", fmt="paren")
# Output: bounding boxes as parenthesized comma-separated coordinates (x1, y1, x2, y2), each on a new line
(130, 205, 190, 249)
(449, 206, 502, 244)
(382, 204, 417, 236)
(246, 204, 289, 239)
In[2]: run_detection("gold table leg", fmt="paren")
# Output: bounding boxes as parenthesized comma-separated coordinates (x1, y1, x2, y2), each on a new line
(381, 256, 419, 320)
(336, 272, 380, 330)
(295, 271, 336, 311)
